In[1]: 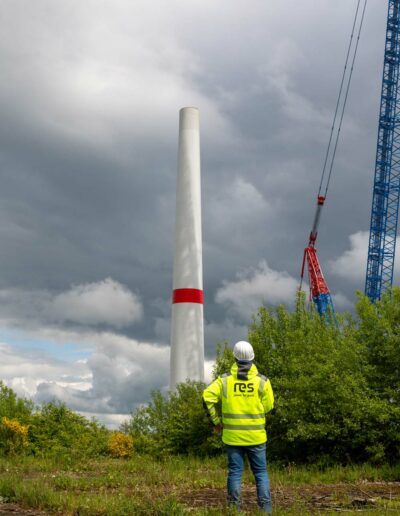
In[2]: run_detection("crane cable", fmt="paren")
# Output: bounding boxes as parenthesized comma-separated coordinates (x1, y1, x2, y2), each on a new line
(300, 0, 368, 294)
(318, 0, 369, 199)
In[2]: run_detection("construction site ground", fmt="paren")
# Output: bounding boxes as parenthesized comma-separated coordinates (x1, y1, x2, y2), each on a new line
(1, 456, 400, 514)
(0, 481, 399, 514)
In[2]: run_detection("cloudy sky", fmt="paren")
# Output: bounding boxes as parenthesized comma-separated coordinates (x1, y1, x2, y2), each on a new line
(0, 0, 396, 426)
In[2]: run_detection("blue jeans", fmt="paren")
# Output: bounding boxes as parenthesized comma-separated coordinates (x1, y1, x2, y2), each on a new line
(226, 443, 272, 513)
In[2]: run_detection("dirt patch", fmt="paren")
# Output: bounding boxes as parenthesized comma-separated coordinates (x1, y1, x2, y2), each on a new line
(0, 505, 48, 515)
(180, 481, 400, 512)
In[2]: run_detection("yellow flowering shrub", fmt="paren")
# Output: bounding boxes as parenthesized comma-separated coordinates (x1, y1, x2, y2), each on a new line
(2, 416, 29, 452)
(107, 432, 133, 458)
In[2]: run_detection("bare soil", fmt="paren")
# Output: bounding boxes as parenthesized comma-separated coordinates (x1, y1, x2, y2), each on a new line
(1, 482, 399, 514)
(0, 505, 48, 515)
(180, 481, 400, 513)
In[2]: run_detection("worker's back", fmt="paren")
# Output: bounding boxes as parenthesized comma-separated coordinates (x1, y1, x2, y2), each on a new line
(203, 362, 274, 446)
(202, 341, 274, 514)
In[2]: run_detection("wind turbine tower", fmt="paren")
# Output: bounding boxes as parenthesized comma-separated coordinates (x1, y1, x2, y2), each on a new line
(170, 107, 204, 389)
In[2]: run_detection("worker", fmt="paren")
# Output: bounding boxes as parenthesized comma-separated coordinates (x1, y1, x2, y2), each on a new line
(203, 341, 274, 513)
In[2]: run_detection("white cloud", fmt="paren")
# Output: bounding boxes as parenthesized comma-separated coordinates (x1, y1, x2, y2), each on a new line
(216, 260, 299, 319)
(211, 178, 271, 225)
(49, 278, 143, 327)
(329, 231, 369, 284)
(215, 260, 353, 317)
(0, 330, 170, 424)
(329, 230, 400, 290)
(0, 342, 90, 400)
(0, 275, 167, 426)
(80, 412, 129, 430)
(0, 278, 142, 329)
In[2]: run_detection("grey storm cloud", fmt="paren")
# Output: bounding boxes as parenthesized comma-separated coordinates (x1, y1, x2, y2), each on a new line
(0, 0, 393, 421)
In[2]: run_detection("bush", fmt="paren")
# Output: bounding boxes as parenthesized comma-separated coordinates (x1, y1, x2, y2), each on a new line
(1, 416, 29, 455)
(247, 291, 399, 464)
(127, 381, 222, 456)
(108, 432, 133, 458)
(355, 289, 400, 461)
(0, 383, 33, 455)
(0, 384, 110, 459)
(28, 402, 109, 459)
(0, 382, 32, 422)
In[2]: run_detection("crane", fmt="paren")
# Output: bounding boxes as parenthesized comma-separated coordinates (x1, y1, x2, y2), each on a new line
(300, 195, 335, 317)
(365, 0, 400, 301)
(300, 0, 367, 318)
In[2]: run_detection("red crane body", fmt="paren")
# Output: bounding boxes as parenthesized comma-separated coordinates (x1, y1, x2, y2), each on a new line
(300, 196, 335, 316)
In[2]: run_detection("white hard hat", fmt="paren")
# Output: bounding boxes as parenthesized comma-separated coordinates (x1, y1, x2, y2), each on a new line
(233, 341, 255, 361)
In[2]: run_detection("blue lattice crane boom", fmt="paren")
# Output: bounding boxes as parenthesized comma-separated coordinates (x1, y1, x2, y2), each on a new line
(365, 0, 400, 301)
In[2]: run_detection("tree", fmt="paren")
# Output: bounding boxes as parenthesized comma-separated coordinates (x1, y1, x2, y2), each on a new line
(247, 293, 388, 463)
(356, 289, 400, 460)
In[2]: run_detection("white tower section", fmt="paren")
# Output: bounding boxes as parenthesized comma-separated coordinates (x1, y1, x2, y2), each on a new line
(170, 107, 204, 389)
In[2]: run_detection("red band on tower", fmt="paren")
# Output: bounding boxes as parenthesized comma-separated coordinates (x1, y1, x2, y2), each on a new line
(173, 288, 203, 304)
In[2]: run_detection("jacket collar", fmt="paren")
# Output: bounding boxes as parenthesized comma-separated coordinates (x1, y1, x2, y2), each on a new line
(230, 362, 258, 380)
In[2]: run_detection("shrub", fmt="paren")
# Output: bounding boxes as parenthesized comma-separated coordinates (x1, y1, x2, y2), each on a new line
(28, 402, 109, 459)
(247, 291, 398, 464)
(0, 382, 32, 421)
(1, 416, 29, 454)
(108, 432, 133, 458)
(127, 381, 222, 456)
(0, 383, 32, 455)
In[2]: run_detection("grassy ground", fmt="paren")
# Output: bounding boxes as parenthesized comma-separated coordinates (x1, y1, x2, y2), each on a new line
(0, 455, 399, 514)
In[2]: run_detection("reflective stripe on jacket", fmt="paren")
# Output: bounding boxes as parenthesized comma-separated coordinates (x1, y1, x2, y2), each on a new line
(202, 362, 274, 446)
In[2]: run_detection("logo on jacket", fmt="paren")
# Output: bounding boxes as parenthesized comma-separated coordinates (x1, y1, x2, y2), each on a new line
(234, 382, 254, 395)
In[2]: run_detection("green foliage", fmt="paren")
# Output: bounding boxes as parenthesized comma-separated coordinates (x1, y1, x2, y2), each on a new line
(212, 341, 234, 379)
(127, 381, 223, 456)
(0, 383, 109, 459)
(28, 402, 109, 459)
(0, 383, 33, 455)
(0, 382, 32, 423)
(123, 289, 400, 464)
(1, 417, 29, 455)
(1, 287, 400, 466)
(247, 290, 400, 464)
(355, 289, 400, 461)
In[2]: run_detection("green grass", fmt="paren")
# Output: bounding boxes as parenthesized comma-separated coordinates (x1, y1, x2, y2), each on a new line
(0, 455, 399, 514)
(270, 461, 400, 484)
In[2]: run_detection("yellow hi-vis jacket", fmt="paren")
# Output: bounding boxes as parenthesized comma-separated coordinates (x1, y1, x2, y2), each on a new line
(203, 363, 274, 446)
